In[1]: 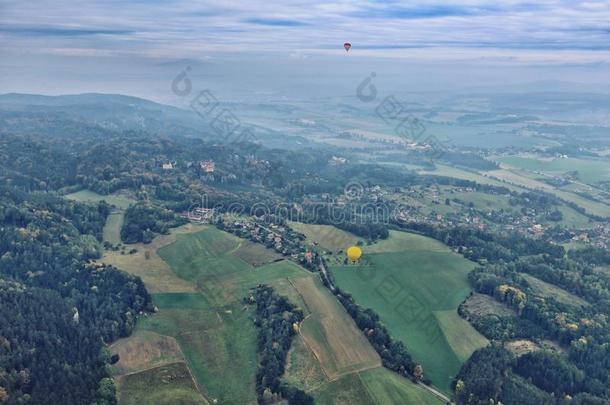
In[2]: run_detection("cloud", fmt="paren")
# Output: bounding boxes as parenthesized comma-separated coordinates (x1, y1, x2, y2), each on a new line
(0, 25, 134, 37)
(243, 18, 309, 27)
(350, 4, 483, 19)
(1, 0, 610, 62)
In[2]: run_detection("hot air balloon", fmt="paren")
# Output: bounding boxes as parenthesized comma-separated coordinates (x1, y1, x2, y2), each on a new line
(344, 42, 351, 52)
(346, 246, 362, 263)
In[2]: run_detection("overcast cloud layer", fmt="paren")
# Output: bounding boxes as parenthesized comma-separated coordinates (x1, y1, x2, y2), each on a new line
(1, 1, 610, 99)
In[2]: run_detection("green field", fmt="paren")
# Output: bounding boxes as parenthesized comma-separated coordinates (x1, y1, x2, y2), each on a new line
(138, 295, 258, 404)
(103, 211, 124, 244)
(419, 164, 526, 192)
(284, 334, 329, 392)
(557, 205, 595, 229)
(522, 274, 590, 308)
(234, 240, 281, 266)
(498, 156, 610, 185)
(289, 276, 381, 379)
(157, 229, 309, 306)
(330, 230, 487, 393)
(64, 189, 135, 209)
(101, 224, 202, 294)
(116, 362, 208, 405)
(434, 310, 489, 363)
(289, 221, 360, 252)
(451, 190, 512, 211)
(367, 230, 449, 253)
(313, 367, 443, 405)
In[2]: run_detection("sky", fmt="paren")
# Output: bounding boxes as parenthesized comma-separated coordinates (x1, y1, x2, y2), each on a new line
(1, 0, 610, 102)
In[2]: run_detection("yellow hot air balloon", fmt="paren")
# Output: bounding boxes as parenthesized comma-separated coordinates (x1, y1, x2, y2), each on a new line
(347, 246, 362, 264)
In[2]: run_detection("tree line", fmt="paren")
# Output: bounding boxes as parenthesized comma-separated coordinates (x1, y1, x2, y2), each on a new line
(247, 285, 313, 405)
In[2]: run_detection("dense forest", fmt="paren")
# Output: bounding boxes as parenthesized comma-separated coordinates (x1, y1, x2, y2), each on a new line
(120, 203, 186, 243)
(0, 186, 150, 404)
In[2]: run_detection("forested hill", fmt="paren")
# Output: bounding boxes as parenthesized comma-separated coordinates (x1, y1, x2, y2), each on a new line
(0, 93, 208, 138)
(0, 186, 150, 403)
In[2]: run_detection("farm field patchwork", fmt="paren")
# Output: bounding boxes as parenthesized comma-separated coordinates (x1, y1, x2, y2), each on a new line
(289, 276, 381, 379)
(115, 362, 208, 405)
(138, 296, 259, 404)
(277, 276, 445, 404)
(104, 219, 450, 404)
(485, 167, 554, 190)
(110, 327, 207, 405)
(498, 155, 610, 185)
(101, 224, 205, 293)
(421, 163, 610, 218)
(118, 225, 443, 404)
(140, 228, 313, 404)
(110, 330, 185, 375)
(484, 167, 610, 218)
(329, 230, 487, 393)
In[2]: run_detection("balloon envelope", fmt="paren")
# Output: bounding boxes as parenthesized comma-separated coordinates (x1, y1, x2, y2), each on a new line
(347, 246, 362, 263)
(344, 42, 351, 51)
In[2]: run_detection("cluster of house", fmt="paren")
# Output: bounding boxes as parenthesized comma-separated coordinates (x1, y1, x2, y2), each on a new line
(180, 207, 215, 223)
(221, 218, 319, 264)
(161, 160, 216, 173)
(200, 160, 215, 172)
(585, 224, 610, 249)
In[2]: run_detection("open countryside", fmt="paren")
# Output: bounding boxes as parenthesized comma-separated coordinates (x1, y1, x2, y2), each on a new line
(329, 229, 489, 393)
(107, 224, 443, 404)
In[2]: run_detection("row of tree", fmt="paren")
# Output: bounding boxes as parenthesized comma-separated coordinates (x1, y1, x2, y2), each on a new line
(247, 285, 313, 405)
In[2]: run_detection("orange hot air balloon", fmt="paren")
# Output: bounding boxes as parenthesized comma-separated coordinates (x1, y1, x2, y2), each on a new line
(347, 246, 362, 263)
(344, 42, 351, 52)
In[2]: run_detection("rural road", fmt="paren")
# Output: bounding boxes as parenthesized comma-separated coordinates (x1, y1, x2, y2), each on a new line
(417, 382, 452, 403)
(318, 259, 336, 291)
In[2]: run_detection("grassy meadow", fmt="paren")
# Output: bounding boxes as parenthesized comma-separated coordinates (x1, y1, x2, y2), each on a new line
(521, 274, 590, 308)
(312, 367, 444, 405)
(64, 189, 135, 210)
(329, 230, 488, 393)
(289, 221, 361, 252)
